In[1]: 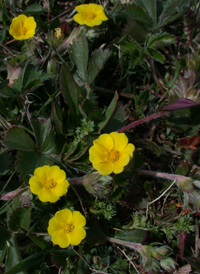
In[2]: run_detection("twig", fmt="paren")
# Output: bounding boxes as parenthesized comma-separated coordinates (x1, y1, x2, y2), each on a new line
(70, 185, 86, 217)
(116, 246, 140, 274)
(146, 179, 176, 217)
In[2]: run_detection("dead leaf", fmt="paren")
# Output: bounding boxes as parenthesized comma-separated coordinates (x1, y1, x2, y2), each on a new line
(179, 135, 200, 150)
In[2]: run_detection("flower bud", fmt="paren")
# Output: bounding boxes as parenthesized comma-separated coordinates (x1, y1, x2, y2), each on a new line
(178, 178, 193, 193)
(47, 59, 59, 75)
(160, 257, 177, 272)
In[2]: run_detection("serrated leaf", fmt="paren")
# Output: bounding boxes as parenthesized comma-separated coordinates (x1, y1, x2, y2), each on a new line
(148, 48, 165, 63)
(129, 0, 156, 27)
(157, 0, 192, 29)
(123, 18, 148, 43)
(87, 48, 111, 83)
(145, 32, 175, 49)
(31, 118, 59, 154)
(69, 34, 88, 81)
(17, 151, 53, 182)
(98, 92, 119, 131)
(23, 4, 43, 15)
(8, 207, 32, 233)
(60, 64, 81, 126)
(125, 4, 152, 26)
(3, 127, 35, 151)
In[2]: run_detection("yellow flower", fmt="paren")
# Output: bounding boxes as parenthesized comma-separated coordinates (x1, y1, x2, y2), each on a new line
(89, 132, 135, 175)
(47, 209, 86, 248)
(9, 14, 36, 40)
(29, 165, 69, 203)
(74, 4, 108, 27)
(54, 28, 63, 39)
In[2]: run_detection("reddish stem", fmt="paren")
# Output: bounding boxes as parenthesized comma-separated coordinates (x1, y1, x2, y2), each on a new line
(118, 111, 169, 133)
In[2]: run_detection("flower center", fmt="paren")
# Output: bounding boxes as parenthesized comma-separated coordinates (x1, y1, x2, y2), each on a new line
(108, 150, 119, 162)
(16, 25, 28, 36)
(44, 179, 57, 189)
(84, 11, 96, 20)
(62, 223, 74, 233)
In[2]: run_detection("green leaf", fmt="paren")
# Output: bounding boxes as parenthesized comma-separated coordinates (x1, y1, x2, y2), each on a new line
(60, 64, 81, 126)
(5, 251, 45, 274)
(133, 0, 157, 27)
(147, 48, 165, 63)
(23, 4, 43, 15)
(115, 229, 146, 243)
(51, 99, 63, 135)
(123, 18, 148, 43)
(5, 234, 26, 274)
(157, 0, 192, 29)
(0, 244, 7, 266)
(87, 48, 111, 83)
(0, 27, 6, 43)
(3, 127, 35, 151)
(8, 207, 32, 233)
(31, 118, 59, 154)
(125, 3, 152, 27)
(0, 226, 11, 250)
(17, 151, 53, 182)
(0, 149, 12, 176)
(102, 102, 128, 133)
(69, 34, 88, 82)
(121, 40, 143, 66)
(98, 92, 119, 131)
(145, 32, 175, 49)
(138, 139, 167, 156)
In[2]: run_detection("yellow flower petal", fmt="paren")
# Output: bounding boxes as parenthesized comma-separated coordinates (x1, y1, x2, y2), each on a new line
(38, 188, 59, 203)
(17, 14, 28, 26)
(89, 132, 135, 175)
(74, 3, 108, 27)
(55, 209, 72, 224)
(47, 209, 86, 248)
(47, 166, 66, 183)
(9, 14, 36, 40)
(94, 134, 114, 151)
(93, 161, 114, 175)
(52, 230, 71, 248)
(70, 228, 86, 245)
(71, 211, 86, 228)
(110, 132, 128, 152)
(48, 217, 61, 236)
(29, 177, 42, 194)
(27, 16, 37, 30)
(53, 180, 69, 197)
(121, 143, 135, 157)
(113, 154, 130, 173)
(34, 165, 49, 182)
(89, 145, 107, 164)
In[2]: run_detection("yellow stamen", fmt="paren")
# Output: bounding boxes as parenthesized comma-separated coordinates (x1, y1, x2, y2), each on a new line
(44, 179, 57, 189)
(62, 223, 74, 233)
(108, 150, 119, 162)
